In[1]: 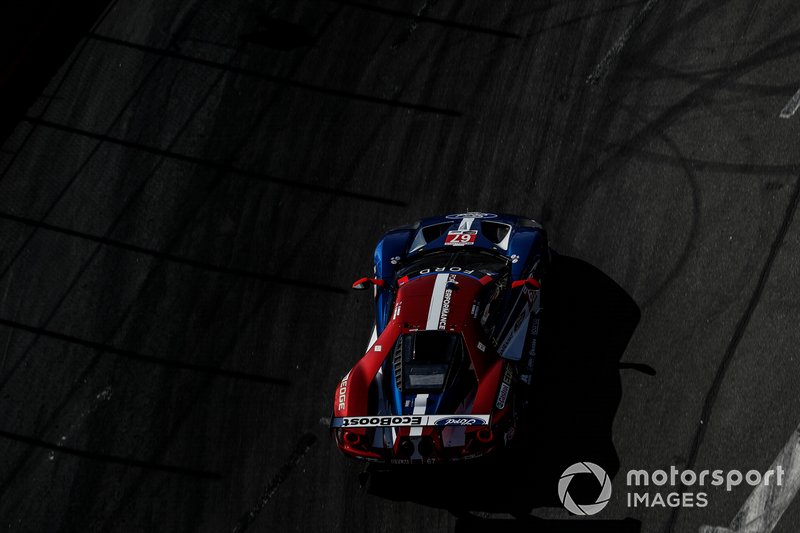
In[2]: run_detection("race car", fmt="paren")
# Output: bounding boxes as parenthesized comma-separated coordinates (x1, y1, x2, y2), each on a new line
(331, 212, 549, 464)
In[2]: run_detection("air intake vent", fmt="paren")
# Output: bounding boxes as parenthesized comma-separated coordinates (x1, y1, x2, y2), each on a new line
(393, 338, 403, 391)
(421, 222, 451, 242)
(409, 222, 453, 253)
(481, 222, 510, 243)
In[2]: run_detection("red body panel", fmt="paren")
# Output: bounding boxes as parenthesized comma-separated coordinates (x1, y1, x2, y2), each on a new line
(333, 271, 516, 462)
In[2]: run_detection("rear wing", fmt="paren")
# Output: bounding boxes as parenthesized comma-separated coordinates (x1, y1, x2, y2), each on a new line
(330, 414, 490, 428)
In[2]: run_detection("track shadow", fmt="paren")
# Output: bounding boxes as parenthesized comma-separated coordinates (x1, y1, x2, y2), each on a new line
(241, 14, 316, 50)
(86, 32, 462, 116)
(363, 252, 643, 529)
(0, 0, 113, 144)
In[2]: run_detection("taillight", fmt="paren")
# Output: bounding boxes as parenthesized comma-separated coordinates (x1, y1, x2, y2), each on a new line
(343, 430, 362, 446)
(476, 428, 493, 444)
(418, 437, 435, 457)
(399, 438, 414, 457)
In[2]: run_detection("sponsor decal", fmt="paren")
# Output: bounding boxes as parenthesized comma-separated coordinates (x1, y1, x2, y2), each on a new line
(338, 416, 424, 428)
(497, 335, 510, 355)
(331, 414, 490, 428)
(495, 365, 513, 409)
(504, 427, 515, 444)
(526, 353, 535, 370)
(438, 274, 457, 330)
(417, 267, 475, 275)
(337, 373, 349, 411)
(446, 212, 497, 219)
(477, 342, 486, 352)
(444, 230, 478, 246)
(496, 384, 510, 410)
(461, 453, 485, 460)
(434, 417, 485, 426)
(498, 306, 529, 355)
(527, 308, 540, 360)
(528, 338, 537, 358)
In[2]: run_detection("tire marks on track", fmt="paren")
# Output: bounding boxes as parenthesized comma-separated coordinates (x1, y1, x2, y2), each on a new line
(586, 0, 661, 85)
(665, 177, 800, 533)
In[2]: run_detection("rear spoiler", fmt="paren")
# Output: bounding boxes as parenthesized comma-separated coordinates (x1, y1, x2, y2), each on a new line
(330, 414, 490, 428)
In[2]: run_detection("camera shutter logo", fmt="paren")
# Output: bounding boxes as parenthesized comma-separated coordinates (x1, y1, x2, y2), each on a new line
(558, 462, 612, 515)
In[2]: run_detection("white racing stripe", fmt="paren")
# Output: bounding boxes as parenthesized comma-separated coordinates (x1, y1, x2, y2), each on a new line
(699, 422, 800, 533)
(425, 274, 450, 330)
(458, 217, 475, 230)
(779, 88, 800, 119)
(410, 393, 429, 437)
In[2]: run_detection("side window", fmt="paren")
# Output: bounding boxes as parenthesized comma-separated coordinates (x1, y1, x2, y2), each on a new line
(479, 277, 507, 339)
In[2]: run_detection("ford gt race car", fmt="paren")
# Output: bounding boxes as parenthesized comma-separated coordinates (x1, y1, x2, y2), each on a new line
(331, 212, 549, 464)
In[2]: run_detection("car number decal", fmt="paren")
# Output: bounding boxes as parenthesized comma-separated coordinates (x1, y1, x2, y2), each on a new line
(444, 230, 477, 246)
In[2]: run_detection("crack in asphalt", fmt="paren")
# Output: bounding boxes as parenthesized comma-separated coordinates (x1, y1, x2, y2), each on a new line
(231, 433, 317, 533)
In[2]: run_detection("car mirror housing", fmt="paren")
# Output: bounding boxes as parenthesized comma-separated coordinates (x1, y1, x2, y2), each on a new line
(352, 277, 385, 290)
(511, 278, 541, 290)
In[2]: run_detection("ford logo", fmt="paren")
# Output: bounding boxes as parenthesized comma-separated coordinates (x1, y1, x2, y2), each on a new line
(446, 212, 497, 219)
(435, 417, 483, 426)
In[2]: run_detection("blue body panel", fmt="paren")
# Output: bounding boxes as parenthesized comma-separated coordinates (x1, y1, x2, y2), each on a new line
(373, 228, 414, 333)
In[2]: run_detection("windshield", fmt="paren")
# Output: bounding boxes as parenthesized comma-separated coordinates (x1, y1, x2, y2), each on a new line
(395, 249, 509, 280)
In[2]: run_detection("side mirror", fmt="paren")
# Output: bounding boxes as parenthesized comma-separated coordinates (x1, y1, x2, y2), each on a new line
(511, 277, 540, 290)
(352, 277, 385, 290)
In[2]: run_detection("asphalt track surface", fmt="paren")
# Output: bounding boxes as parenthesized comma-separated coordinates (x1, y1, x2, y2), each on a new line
(1, 1, 800, 532)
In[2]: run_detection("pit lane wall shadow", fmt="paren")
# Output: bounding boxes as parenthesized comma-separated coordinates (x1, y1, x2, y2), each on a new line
(365, 252, 644, 531)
